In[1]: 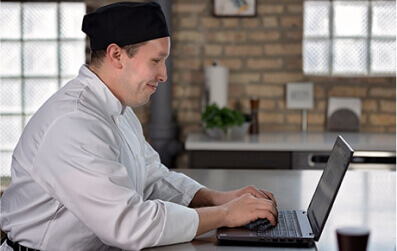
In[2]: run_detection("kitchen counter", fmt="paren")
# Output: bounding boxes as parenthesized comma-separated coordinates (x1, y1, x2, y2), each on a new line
(186, 132, 396, 152)
(185, 132, 396, 169)
(147, 169, 396, 251)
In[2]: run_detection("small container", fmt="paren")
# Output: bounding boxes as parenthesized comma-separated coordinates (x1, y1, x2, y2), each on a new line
(249, 96, 259, 134)
(336, 227, 370, 251)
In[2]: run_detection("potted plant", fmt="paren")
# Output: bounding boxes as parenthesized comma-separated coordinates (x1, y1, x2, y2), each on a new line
(201, 104, 251, 139)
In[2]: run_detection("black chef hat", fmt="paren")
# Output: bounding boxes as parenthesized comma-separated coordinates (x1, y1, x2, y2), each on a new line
(82, 2, 169, 50)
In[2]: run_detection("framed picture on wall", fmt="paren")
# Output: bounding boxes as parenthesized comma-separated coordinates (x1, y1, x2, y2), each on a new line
(213, 0, 257, 17)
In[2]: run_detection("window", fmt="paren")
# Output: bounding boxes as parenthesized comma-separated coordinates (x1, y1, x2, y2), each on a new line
(303, 1, 396, 76)
(0, 2, 86, 177)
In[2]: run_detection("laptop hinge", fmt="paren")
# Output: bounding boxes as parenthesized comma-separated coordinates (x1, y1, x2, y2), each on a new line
(307, 210, 320, 241)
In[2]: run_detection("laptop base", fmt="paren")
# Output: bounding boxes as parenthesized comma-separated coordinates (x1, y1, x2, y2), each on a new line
(217, 227, 314, 247)
(217, 238, 315, 248)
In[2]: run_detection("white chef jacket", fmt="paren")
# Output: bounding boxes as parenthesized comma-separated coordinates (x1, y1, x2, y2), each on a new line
(0, 65, 204, 251)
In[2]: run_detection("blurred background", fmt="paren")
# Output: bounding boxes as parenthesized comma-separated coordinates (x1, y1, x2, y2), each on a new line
(0, 0, 395, 178)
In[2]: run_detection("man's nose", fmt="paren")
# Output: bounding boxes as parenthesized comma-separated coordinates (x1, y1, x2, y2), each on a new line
(157, 65, 167, 83)
(158, 75, 167, 82)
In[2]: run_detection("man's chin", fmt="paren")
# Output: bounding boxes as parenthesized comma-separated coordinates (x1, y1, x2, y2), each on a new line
(130, 97, 151, 108)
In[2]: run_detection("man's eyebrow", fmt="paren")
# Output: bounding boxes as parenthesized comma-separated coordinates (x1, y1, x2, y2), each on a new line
(155, 52, 169, 58)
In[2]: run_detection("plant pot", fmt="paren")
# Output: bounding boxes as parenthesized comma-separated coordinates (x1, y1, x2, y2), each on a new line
(203, 122, 251, 140)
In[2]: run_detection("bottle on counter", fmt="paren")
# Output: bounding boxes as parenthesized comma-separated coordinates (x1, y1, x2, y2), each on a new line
(249, 96, 259, 134)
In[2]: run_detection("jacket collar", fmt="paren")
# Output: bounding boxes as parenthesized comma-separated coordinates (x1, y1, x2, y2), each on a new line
(77, 65, 126, 116)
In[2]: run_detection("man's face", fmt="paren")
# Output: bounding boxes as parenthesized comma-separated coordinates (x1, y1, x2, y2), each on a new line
(118, 37, 170, 107)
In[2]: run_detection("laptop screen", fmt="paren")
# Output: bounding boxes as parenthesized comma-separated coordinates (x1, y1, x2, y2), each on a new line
(307, 136, 354, 241)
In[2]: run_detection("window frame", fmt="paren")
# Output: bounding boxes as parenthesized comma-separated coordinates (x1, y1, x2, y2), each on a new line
(1, 0, 86, 177)
(303, 0, 396, 77)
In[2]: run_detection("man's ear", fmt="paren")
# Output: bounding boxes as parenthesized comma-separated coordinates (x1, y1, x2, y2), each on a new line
(106, 43, 123, 69)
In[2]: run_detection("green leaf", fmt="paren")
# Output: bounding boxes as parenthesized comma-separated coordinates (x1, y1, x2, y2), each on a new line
(201, 104, 245, 133)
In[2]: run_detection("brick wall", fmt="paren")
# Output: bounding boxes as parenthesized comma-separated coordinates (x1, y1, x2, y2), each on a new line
(86, 0, 396, 168)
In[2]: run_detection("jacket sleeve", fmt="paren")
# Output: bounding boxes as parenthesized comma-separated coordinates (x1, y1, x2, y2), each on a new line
(28, 112, 198, 250)
(141, 141, 205, 246)
(142, 141, 205, 206)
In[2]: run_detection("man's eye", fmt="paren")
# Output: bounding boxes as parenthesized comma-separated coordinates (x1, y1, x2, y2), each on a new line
(153, 59, 161, 63)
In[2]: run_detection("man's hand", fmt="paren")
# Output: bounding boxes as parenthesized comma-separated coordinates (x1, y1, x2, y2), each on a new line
(221, 193, 278, 227)
(212, 185, 277, 208)
(189, 186, 277, 208)
(190, 186, 278, 237)
(194, 192, 278, 236)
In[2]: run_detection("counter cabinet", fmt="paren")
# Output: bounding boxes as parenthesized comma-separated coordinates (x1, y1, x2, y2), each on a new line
(186, 132, 396, 170)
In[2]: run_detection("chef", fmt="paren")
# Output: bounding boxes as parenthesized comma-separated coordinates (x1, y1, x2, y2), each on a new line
(0, 2, 278, 250)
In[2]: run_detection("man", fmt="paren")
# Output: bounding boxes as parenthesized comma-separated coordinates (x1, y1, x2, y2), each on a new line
(0, 2, 278, 250)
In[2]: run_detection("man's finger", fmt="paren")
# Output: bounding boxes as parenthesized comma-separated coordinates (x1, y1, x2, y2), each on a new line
(252, 199, 278, 219)
(253, 190, 273, 203)
(247, 187, 269, 200)
(249, 189, 277, 210)
(260, 189, 277, 207)
(252, 190, 268, 199)
(255, 210, 278, 226)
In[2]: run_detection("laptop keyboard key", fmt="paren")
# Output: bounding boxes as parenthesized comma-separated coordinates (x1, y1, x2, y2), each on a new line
(254, 210, 304, 239)
(288, 231, 297, 237)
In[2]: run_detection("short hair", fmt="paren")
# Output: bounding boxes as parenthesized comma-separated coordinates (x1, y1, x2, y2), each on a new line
(90, 41, 148, 68)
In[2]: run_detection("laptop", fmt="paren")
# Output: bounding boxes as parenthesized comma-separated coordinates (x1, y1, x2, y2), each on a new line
(217, 135, 354, 247)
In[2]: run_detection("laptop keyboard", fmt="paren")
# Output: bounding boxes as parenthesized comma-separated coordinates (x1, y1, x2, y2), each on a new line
(257, 210, 302, 238)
